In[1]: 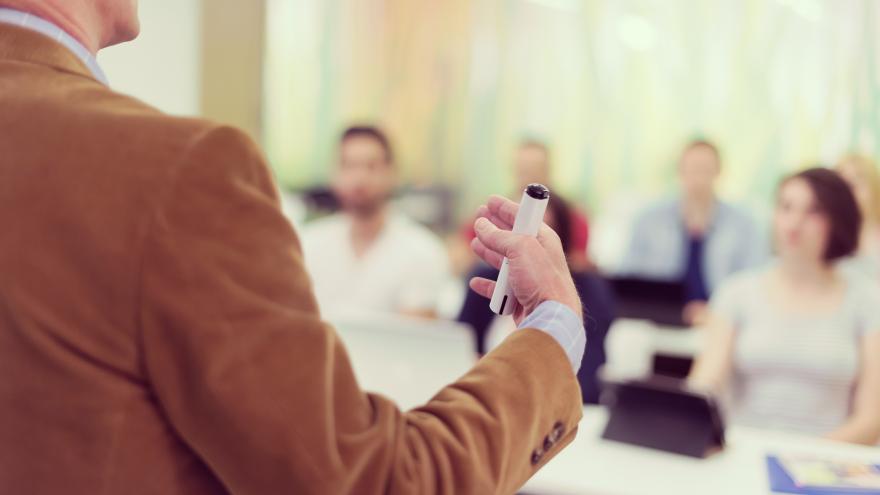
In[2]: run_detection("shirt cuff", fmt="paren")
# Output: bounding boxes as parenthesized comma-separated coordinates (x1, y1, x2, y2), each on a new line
(518, 301, 586, 373)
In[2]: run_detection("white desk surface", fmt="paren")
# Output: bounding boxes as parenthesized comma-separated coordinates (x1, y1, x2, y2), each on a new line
(604, 319, 701, 379)
(524, 406, 879, 495)
(333, 314, 878, 495)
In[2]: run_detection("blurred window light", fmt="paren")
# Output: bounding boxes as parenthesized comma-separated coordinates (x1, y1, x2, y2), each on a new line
(264, 0, 880, 212)
(616, 15, 656, 52)
(777, 0, 823, 22)
(521, 0, 581, 12)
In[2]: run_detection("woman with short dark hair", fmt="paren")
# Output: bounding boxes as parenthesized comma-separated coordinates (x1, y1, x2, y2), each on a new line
(689, 168, 880, 444)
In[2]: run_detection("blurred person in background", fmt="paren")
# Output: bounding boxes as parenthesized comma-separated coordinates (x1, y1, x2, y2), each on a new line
(301, 126, 451, 318)
(689, 168, 880, 445)
(619, 139, 766, 325)
(835, 153, 880, 278)
(453, 139, 592, 273)
(457, 194, 614, 404)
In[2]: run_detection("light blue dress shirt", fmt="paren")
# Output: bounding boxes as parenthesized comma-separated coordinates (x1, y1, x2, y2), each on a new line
(0, 7, 108, 85)
(618, 198, 768, 294)
(519, 301, 586, 373)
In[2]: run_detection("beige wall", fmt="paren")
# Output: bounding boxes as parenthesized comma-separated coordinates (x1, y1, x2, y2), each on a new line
(98, 0, 202, 115)
(200, 0, 267, 143)
(98, 1, 268, 140)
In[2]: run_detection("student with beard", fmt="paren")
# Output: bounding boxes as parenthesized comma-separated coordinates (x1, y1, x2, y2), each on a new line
(301, 126, 452, 318)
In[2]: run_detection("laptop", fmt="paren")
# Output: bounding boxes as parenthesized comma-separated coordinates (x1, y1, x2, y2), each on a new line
(606, 277, 688, 327)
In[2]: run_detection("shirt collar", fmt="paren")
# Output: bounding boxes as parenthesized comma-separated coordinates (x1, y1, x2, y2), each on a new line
(676, 197, 722, 236)
(0, 7, 108, 85)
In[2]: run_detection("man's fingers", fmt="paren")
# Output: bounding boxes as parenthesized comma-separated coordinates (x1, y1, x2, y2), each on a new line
(536, 223, 564, 252)
(486, 195, 519, 227)
(476, 204, 513, 231)
(485, 196, 560, 255)
(469, 277, 497, 300)
(471, 237, 504, 270)
(473, 217, 519, 257)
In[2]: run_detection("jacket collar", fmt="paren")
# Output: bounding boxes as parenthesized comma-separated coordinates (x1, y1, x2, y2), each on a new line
(0, 22, 99, 83)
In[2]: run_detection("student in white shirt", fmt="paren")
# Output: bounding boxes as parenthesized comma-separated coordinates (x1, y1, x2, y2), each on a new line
(300, 126, 451, 318)
(690, 168, 880, 445)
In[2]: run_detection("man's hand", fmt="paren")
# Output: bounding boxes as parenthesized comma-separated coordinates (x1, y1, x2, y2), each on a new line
(469, 195, 583, 326)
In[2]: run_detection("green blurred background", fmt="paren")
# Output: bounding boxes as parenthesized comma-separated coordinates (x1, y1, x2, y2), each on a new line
(263, 0, 880, 221)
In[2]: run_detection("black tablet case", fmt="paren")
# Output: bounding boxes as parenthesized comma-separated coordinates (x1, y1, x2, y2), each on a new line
(601, 378, 725, 458)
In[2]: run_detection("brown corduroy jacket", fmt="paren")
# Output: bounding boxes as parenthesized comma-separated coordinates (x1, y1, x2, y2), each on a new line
(0, 24, 583, 495)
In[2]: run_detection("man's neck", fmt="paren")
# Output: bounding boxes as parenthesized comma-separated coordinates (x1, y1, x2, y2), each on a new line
(683, 192, 715, 210)
(0, 1, 97, 52)
(348, 207, 389, 259)
(681, 194, 717, 234)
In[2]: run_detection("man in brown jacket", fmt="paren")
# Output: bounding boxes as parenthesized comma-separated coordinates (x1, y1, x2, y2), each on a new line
(0, 1, 587, 493)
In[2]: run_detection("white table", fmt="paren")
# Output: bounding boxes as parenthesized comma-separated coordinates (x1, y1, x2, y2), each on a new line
(524, 406, 879, 495)
(604, 319, 701, 378)
(331, 312, 478, 410)
(334, 313, 879, 495)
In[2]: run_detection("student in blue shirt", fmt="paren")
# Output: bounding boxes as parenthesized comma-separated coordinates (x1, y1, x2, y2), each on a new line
(619, 140, 767, 325)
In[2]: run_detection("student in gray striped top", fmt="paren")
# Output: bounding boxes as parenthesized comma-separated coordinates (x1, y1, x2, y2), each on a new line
(689, 168, 880, 445)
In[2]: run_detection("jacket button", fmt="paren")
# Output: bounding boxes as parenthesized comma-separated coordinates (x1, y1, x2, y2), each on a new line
(549, 421, 565, 443)
(531, 448, 544, 465)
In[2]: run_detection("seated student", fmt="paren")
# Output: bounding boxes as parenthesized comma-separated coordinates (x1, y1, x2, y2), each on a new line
(457, 195, 614, 404)
(455, 139, 591, 272)
(836, 153, 880, 279)
(300, 126, 451, 318)
(689, 168, 880, 445)
(619, 140, 766, 325)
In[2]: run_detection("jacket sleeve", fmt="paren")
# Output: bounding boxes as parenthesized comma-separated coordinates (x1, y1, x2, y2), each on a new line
(137, 126, 584, 495)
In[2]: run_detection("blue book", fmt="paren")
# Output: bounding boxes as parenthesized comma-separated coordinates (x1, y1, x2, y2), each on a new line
(767, 455, 880, 495)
